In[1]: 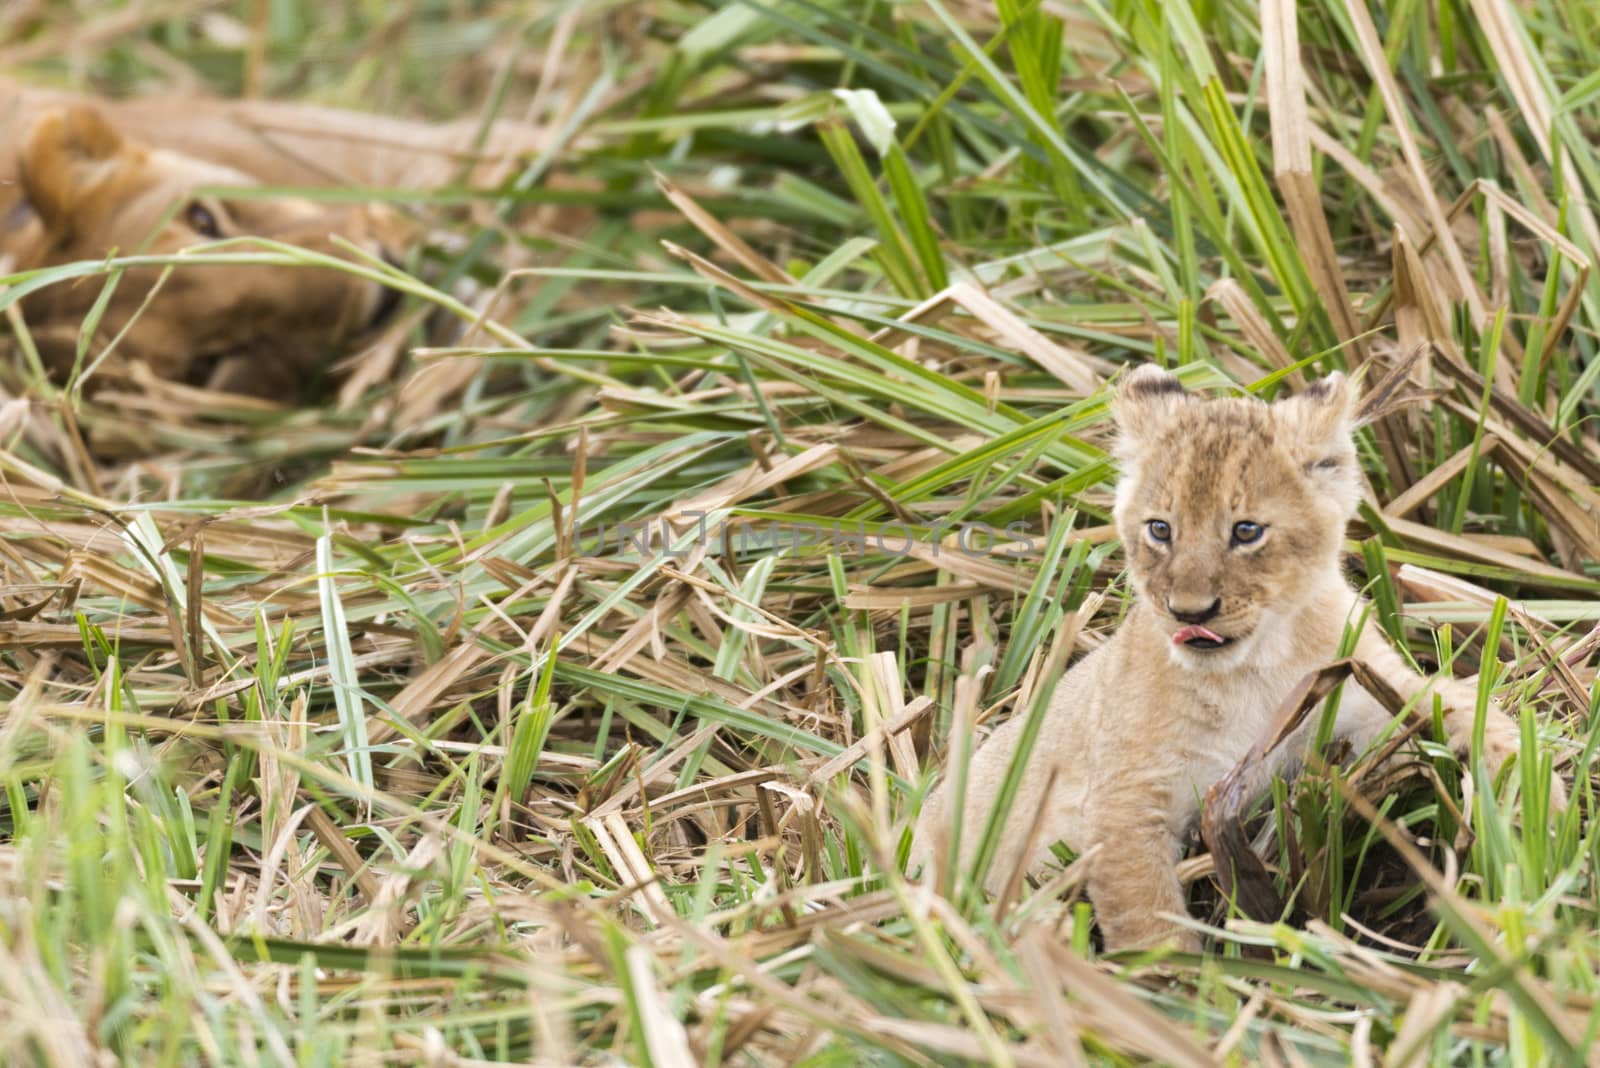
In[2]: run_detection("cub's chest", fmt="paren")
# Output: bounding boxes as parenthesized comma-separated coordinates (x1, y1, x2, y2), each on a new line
(1171, 665, 1308, 804)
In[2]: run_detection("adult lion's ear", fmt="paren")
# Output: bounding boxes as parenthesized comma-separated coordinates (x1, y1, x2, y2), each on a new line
(1111, 363, 1190, 460)
(1276, 372, 1360, 509)
(18, 106, 126, 231)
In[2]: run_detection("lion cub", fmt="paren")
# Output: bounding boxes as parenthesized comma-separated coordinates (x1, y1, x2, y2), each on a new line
(914, 365, 1551, 952)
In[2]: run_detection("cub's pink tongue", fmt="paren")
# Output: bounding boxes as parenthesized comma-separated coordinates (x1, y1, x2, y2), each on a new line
(1172, 624, 1224, 646)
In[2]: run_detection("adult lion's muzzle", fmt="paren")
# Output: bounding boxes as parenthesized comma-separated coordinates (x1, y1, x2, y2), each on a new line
(365, 269, 405, 332)
(1, 104, 416, 402)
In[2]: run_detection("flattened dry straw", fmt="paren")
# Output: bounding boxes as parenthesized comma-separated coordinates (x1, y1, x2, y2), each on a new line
(0, 0, 1599, 1064)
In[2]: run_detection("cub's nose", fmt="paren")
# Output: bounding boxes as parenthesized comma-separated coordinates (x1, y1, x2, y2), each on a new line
(1168, 597, 1221, 625)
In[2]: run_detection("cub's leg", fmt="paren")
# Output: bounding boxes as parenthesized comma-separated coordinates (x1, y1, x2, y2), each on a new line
(1350, 625, 1563, 805)
(912, 711, 1077, 895)
(1085, 794, 1195, 952)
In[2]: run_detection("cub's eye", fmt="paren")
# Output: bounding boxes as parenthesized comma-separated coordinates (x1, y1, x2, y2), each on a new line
(185, 201, 222, 238)
(1146, 519, 1172, 543)
(1232, 521, 1265, 545)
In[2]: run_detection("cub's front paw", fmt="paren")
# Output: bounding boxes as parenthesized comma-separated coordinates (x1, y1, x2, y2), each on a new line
(1168, 928, 1203, 956)
(1548, 770, 1571, 813)
(1095, 907, 1202, 956)
(1478, 718, 1520, 777)
(1468, 704, 1567, 812)
(1101, 920, 1201, 956)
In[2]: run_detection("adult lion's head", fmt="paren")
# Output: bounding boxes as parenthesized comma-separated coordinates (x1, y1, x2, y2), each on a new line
(3, 105, 403, 399)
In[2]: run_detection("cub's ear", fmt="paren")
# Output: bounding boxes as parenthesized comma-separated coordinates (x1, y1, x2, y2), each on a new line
(1275, 372, 1356, 449)
(18, 106, 126, 231)
(1275, 372, 1361, 506)
(1111, 364, 1190, 459)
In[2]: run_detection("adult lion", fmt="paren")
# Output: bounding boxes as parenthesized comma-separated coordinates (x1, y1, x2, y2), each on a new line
(0, 82, 542, 399)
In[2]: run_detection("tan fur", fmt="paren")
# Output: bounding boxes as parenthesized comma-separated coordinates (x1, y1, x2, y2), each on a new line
(0, 77, 546, 190)
(913, 366, 1560, 952)
(1, 105, 403, 397)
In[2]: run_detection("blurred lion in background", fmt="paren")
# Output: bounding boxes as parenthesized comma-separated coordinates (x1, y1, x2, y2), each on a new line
(0, 79, 542, 400)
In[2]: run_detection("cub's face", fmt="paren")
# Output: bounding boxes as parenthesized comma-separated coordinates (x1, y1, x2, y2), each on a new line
(7, 106, 404, 398)
(1110, 366, 1361, 670)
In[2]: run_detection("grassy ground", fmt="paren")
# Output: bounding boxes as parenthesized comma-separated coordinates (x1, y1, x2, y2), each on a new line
(2, 0, 1600, 1064)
